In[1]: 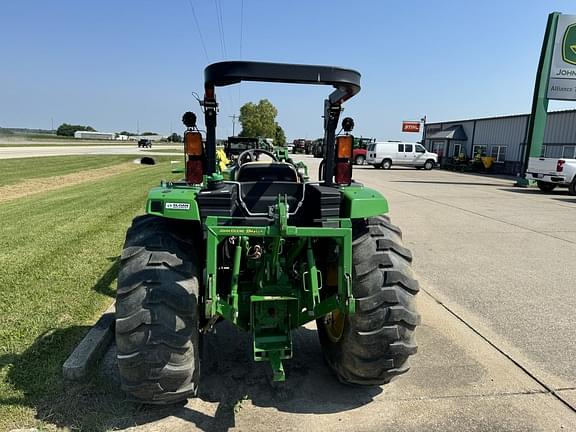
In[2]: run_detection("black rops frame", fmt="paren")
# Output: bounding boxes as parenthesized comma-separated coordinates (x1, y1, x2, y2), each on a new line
(202, 61, 361, 185)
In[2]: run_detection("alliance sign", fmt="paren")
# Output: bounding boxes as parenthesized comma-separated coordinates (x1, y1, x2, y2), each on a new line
(547, 14, 576, 100)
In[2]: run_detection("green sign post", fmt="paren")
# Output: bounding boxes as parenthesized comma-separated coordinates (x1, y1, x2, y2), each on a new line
(517, 12, 560, 186)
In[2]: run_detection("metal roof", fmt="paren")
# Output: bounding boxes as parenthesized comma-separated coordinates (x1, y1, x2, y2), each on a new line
(426, 108, 576, 126)
(426, 125, 467, 140)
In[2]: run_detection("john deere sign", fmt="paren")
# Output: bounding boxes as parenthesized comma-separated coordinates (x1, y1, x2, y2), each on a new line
(562, 24, 576, 64)
(517, 12, 574, 185)
(548, 14, 576, 100)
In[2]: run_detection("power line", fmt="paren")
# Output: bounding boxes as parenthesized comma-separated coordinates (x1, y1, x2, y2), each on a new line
(186, 0, 209, 62)
(239, 0, 244, 59)
(215, 0, 227, 58)
(214, 0, 235, 119)
(237, 0, 244, 111)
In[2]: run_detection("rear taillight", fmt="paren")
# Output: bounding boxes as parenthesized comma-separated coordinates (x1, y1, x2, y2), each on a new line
(557, 160, 565, 172)
(184, 131, 203, 184)
(335, 135, 353, 185)
(335, 162, 352, 184)
(186, 159, 203, 184)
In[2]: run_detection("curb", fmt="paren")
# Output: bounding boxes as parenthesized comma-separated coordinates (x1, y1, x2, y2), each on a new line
(62, 302, 115, 381)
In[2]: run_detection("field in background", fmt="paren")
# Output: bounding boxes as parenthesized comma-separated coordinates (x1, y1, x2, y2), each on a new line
(0, 156, 176, 430)
(0, 133, 179, 147)
(0, 155, 142, 187)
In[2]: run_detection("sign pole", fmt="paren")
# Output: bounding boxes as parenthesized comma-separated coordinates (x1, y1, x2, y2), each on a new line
(516, 12, 560, 186)
(421, 115, 427, 146)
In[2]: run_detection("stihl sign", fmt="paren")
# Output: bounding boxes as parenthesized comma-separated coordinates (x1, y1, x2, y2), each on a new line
(402, 121, 420, 132)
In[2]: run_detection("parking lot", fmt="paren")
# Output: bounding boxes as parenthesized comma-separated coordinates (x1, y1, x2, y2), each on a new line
(91, 155, 575, 432)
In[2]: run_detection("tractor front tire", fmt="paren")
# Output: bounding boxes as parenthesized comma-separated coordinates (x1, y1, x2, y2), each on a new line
(115, 215, 201, 404)
(318, 215, 420, 386)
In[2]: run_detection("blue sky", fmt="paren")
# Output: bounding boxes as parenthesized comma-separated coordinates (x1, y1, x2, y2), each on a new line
(1, 0, 575, 141)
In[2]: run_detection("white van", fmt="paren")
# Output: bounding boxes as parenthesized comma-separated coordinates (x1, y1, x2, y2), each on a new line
(366, 141, 437, 170)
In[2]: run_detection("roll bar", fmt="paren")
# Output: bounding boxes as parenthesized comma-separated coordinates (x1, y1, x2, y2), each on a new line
(202, 61, 361, 184)
(204, 61, 361, 104)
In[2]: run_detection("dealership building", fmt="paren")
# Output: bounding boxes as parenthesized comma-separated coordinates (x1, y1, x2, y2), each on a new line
(423, 109, 576, 175)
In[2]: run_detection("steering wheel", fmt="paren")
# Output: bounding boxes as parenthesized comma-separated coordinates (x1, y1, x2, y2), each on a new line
(237, 149, 278, 166)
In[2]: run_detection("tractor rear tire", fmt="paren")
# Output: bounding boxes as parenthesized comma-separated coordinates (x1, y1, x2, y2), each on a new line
(317, 215, 420, 386)
(115, 215, 201, 404)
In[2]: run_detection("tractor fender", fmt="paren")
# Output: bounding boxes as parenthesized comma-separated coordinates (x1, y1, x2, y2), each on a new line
(146, 186, 201, 221)
(340, 185, 389, 219)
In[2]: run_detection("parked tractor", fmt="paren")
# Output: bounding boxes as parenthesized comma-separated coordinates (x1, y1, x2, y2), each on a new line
(225, 136, 274, 161)
(115, 61, 421, 404)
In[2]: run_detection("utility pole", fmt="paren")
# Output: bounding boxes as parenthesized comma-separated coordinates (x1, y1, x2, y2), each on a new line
(51, 117, 54, 133)
(229, 114, 238, 136)
(420, 115, 427, 148)
(137, 120, 140, 136)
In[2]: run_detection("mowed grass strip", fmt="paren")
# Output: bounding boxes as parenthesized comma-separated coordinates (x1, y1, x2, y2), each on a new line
(0, 155, 139, 187)
(0, 161, 176, 430)
(0, 162, 141, 202)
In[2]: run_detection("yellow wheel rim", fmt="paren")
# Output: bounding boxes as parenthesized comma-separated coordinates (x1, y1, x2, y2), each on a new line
(324, 309, 345, 343)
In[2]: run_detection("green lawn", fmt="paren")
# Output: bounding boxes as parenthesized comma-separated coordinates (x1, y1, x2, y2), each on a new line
(0, 160, 176, 430)
(0, 155, 141, 187)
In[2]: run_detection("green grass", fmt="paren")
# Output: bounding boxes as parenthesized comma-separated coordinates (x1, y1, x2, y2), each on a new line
(0, 134, 178, 147)
(0, 161, 176, 430)
(0, 155, 141, 187)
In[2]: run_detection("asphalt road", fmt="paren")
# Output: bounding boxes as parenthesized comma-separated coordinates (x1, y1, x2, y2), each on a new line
(5, 148, 574, 430)
(0, 144, 182, 159)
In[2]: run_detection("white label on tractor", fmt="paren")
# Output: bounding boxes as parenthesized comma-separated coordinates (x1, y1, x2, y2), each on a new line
(165, 202, 190, 210)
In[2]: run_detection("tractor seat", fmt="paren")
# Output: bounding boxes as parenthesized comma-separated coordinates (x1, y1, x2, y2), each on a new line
(239, 181, 304, 215)
(236, 162, 299, 183)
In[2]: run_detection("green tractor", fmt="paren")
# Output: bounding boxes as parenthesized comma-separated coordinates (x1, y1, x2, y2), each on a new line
(115, 61, 421, 404)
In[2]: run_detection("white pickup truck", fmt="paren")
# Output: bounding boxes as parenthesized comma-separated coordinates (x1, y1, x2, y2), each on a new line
(526, 157, 576, 194)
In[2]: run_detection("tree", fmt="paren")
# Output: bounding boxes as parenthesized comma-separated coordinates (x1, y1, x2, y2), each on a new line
(141, 132, 157, 136)
(167, 133, 182, 143)
(274, 123, 286, 146)
(238, 99, 279, 139)
(118, 130, 135, 136)
(56, 123, 96, 137)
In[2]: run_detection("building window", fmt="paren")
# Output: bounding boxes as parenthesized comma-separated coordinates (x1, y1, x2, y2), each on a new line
(562, 146, 576, 159)
(490, 145, 507, 163)
(453, 143, 461, 157)
(472, 145, 487, 157)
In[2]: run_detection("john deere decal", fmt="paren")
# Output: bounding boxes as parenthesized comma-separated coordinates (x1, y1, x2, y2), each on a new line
(562, 23, 576, 65)
(548, 14, 576, 101)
